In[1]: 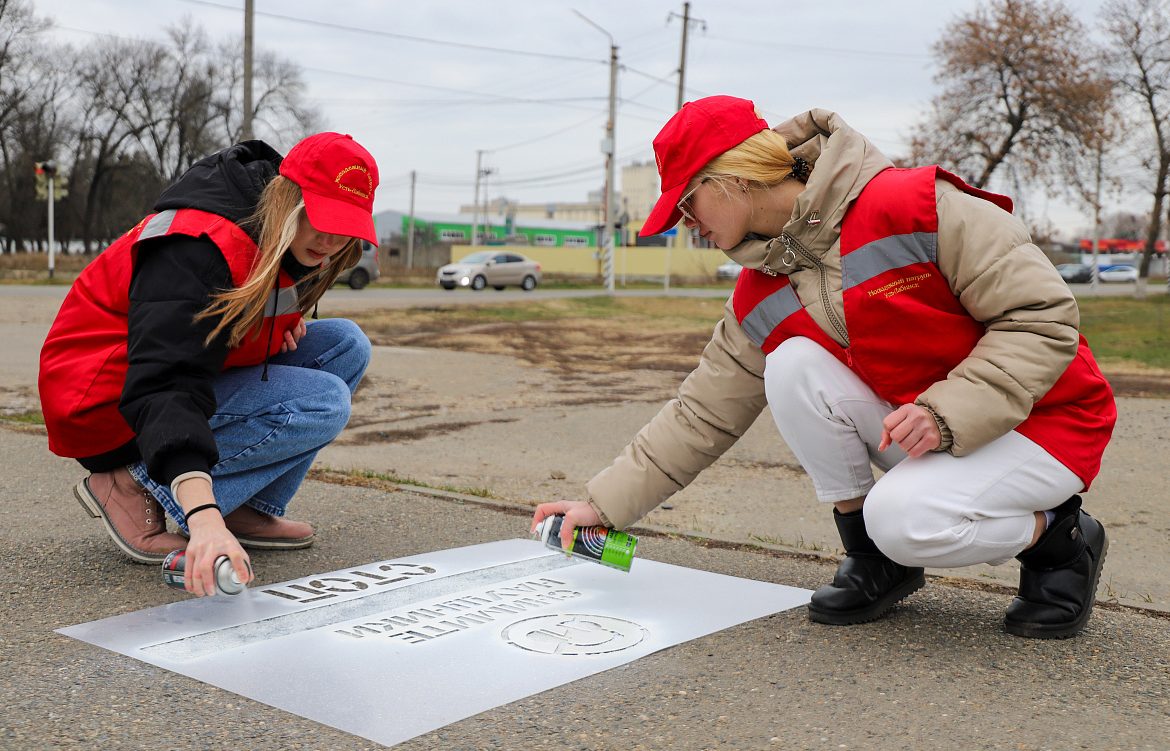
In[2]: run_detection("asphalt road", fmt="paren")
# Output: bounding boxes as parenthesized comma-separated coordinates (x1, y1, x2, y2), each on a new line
(3, 282, 1169, 750)
(1, 427, 1168, 751)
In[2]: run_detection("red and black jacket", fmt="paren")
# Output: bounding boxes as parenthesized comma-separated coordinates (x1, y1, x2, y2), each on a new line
(38, 141, 310, 486)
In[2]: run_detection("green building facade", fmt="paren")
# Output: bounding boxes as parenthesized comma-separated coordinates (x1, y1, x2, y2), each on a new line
(402, 216, 596, 248)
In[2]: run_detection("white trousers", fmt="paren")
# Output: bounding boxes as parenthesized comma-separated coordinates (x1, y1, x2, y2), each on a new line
(763, 337, 1082, 568)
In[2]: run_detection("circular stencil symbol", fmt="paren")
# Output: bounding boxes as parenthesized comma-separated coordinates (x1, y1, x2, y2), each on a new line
(501, 614, 647, 655)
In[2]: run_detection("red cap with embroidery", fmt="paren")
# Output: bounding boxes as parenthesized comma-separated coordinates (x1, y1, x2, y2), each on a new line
(639, 96, 769, 237)
(280, 132, 380, 246)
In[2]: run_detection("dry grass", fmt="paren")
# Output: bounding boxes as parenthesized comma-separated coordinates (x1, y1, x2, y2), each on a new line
(352, 297, 725, 376)
(349, 295, 1170, 397)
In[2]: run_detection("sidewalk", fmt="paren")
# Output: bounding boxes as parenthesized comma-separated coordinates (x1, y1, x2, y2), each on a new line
(1, 426, 1168, 750)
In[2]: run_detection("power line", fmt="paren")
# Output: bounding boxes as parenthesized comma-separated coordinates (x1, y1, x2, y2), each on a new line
(624, 64, 713, 102)
(54, 25, 609, 113)
(487, 112, 606, 153)
(311, 96, 608, 107)
(176, 0, 606, 64)
(705, 33, 931, 61)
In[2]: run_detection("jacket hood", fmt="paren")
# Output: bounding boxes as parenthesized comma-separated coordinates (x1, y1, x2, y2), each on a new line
(153, 140, 282, 227)
(724, 109, 893, 273)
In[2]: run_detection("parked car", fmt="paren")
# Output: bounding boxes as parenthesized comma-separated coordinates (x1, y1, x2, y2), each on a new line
(436, 250, 542, 291)
(1098, 264, 1139, 283)
(715, 260, 743, 281)
(1056, 263, 1092, 284)
(335, 241, 379, 289)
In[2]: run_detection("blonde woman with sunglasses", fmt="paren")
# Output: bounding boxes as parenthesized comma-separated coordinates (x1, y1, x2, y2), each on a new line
(533, 96, 1116, 639)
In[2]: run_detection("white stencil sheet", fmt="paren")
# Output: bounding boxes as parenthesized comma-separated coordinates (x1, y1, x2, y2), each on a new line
(58, 539, 811, 748)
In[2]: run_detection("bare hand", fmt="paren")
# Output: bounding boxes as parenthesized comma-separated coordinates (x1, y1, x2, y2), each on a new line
(280, 319, 308, 353)
(184, 517, 253, 597)
(878, 403, 941, 458)
(531, 500, 603, 551)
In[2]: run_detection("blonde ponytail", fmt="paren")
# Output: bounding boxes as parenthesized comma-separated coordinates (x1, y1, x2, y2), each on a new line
(694, 122, 801, 196)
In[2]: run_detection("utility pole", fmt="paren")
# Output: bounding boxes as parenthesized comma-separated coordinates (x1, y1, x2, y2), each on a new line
(666, 2, 706, 290)
(242, 0, 254, 140)
(472, 150, 483, 246)
(407, 170, 416, 269)
(1090, 147, 1102, 290)
(573, 9, 617, 293)
(481, 164, 495, 242)
(674, 2, 693, 112)
(604, 40, 617, 293)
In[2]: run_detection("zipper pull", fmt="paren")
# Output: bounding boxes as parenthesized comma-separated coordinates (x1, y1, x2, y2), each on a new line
(844, 349, 853, 367)
(778, 234, 797, 267)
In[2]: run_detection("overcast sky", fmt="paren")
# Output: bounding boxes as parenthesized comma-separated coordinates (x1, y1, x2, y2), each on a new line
(34, 0, 1113, 239)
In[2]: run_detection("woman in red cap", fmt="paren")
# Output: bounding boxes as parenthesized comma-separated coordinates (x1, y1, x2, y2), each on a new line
(532, 96, 1116, 639)
(40, 132, 379, 596)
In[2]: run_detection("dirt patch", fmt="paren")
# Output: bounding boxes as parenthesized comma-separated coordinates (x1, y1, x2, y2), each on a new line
(343, 404, 444, 428)
(367, 319, 709, 376)
(353, 306, 1170, 400)
(336, 417, 519, 445)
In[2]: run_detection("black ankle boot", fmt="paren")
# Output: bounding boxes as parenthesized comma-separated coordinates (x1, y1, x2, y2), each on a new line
(1005, 495, 1108, 639)
(808, 508, 926, 625)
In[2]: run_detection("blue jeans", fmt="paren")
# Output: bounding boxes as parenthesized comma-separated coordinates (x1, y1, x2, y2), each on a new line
(129, 318, 370, 532)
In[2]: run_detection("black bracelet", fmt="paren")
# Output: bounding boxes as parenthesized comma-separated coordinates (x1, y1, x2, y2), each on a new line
(184, 503, 221, 522)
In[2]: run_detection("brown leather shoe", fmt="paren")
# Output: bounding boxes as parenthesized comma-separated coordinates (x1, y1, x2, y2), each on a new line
(224, 505, 315, 550)
(74, 468, 188, 564)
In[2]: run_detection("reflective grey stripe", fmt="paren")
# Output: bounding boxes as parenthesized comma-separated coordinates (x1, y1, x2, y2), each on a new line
(139, 210, 179, 240)
(842, 232, 936, 290)
(265, 285, 300, 317)
(741, 285, 802, 348)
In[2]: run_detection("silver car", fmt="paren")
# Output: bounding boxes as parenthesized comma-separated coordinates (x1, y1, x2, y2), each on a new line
(335, 242, 380, 289)
(437, 250, 542, 291)
(715, 260, 743, 280)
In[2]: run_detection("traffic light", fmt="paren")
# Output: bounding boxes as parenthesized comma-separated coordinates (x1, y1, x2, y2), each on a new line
(34, 160, 66, 201)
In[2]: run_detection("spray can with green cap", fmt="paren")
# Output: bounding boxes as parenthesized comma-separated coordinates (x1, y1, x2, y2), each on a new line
(534, 514, 637, 572)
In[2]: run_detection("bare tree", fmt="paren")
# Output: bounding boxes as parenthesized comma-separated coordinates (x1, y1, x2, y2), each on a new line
(0, 8, 324, 253)
(71, 38, 171, 251)
(211, 39, 322, 149)
(910, 0, 1114, 192)
(0, 0, 50, 252)
(130, 23, 221, 183)
(1102, 211, 1149, 240)
(0, 0, 48, 133)
(0, 50, 71, 252)
(1103, 0, 1170, 285)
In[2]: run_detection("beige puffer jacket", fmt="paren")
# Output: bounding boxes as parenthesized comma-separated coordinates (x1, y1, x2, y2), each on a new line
(586, 110, 1080, 530)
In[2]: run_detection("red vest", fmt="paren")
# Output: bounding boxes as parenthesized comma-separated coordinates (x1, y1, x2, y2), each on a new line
(732, 166, 1116, 488)
(38, 208, 303, 459)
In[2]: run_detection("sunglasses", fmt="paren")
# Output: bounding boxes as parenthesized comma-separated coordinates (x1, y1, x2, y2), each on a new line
(676, 178, 709, 224)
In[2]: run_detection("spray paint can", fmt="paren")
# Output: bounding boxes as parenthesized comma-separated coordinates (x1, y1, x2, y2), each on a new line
(161, 549, 246, 595)
(534, 514, 637, 572)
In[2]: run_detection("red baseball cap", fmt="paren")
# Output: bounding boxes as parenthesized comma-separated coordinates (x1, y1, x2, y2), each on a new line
(280, 132, 380, 246)
(639, 96, 769, 237)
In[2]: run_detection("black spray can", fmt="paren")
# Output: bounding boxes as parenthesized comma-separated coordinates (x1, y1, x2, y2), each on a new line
(161, 549, 246, 595)
(534, 514, 636, 572)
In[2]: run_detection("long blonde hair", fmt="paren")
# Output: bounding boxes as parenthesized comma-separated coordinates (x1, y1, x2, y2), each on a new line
(195, 175, 362, 348)
(693, 126, 800, 197)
